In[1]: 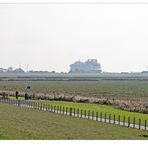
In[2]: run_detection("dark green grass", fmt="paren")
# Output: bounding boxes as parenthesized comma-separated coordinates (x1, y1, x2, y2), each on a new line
(1, 80, 148, 99)
(0, 103, 148, 140)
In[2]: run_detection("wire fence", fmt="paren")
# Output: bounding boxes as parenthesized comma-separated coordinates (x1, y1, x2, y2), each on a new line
(0, 98, 147, 131)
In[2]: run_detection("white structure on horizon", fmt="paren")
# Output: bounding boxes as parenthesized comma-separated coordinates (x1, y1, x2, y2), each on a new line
(69, 59, 102, 73)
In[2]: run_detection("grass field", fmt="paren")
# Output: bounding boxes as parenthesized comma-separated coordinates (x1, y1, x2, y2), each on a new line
(0, 103, 148, 140)
(1, 80, 148, 114)
(1, 80, 148, 99)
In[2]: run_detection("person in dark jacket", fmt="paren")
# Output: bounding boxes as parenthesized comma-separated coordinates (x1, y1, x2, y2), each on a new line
(15, 91, 19, 99)
(25, 93, 28, 100)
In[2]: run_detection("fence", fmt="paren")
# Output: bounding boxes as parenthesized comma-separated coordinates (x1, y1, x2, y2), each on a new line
(0, 98, 147, 131)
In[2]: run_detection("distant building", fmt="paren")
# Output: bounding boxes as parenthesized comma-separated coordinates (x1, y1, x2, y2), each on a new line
(13, 68, 25, 73)
(7, 67, 13, 72)
(69, 59, 102, 73)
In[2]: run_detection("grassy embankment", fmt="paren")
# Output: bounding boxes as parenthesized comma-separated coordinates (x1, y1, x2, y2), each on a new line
(0, 103, 148, 140)
(8, 96, 148, 126)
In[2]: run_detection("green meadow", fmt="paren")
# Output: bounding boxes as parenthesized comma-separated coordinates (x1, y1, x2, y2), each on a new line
(0, 103, 148, 140)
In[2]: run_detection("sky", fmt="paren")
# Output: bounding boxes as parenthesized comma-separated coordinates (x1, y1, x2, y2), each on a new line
(0, 0, 148, 72)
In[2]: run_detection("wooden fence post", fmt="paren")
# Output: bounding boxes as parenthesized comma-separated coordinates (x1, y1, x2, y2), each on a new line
(44, 104, 46, 111)
(54, 105, 56, 113)
(128, 117, 130, 127)
(63, 107, 65, 114)
(77, 109, 79, 117)
(46, 104, 48, 111)
(45, 103, 47, 111)
(39, 102, 41, 110)
(45, 104, 47, 112)
(60, 106, 61, 113)
(33, 102, 35, 109)
(32, 100, 35, 108)
(38, 103, 40, 110)
(96, 112, 98, 121)
(88, 110, 90, 120)
(145, 120, 147, 130)
(84, 110, 86, 118)
(109, 114, 111, 124)
(41, 103, 43, 110)
(43, 104, 46, 111)
(81, 109, 83, 118)
(54, 105, 56, 112)
(51, 105, 53, 112)
(55, 105, 57, 112)
(92, 111, 94, 120)
(34, 102, 36, 109)
(48, 104, 50, 111)
(74, 108, 75, 116)
(100, 112, 102, 122)
(66, 107, 68, 115)
(118, 115, 120, 125)
(42, 103, 44, 110)
(105, 113, 106, 123)
(69, 108, 72, 116)
(123, 116, 125, 126)
(39, 101, 41, 110)
(114, 114, 115, 124)
(133, 117, 135, 128)
(139, 118, 141, 130)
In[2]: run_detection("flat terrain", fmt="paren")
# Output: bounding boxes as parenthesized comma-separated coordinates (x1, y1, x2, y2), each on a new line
(1, 80, 148, 99)
(0, 103, 148, 140)
(2, 80, 148, 114)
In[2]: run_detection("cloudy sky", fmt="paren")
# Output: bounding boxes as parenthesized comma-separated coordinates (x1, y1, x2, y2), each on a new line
(0, 0, 148, 72)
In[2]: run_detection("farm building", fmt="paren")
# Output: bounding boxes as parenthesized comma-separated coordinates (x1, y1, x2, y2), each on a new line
(69, 59, 102, 73)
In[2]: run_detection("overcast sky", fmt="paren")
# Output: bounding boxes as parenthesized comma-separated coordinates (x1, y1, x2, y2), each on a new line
(0, 0, 148, 72)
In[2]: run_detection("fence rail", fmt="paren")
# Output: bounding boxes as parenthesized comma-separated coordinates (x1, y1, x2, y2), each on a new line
(0, 98, 147, 131)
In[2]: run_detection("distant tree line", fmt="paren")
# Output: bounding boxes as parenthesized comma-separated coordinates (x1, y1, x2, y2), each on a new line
(0, 67, 25, 73)
(0, 67, 57, 73)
